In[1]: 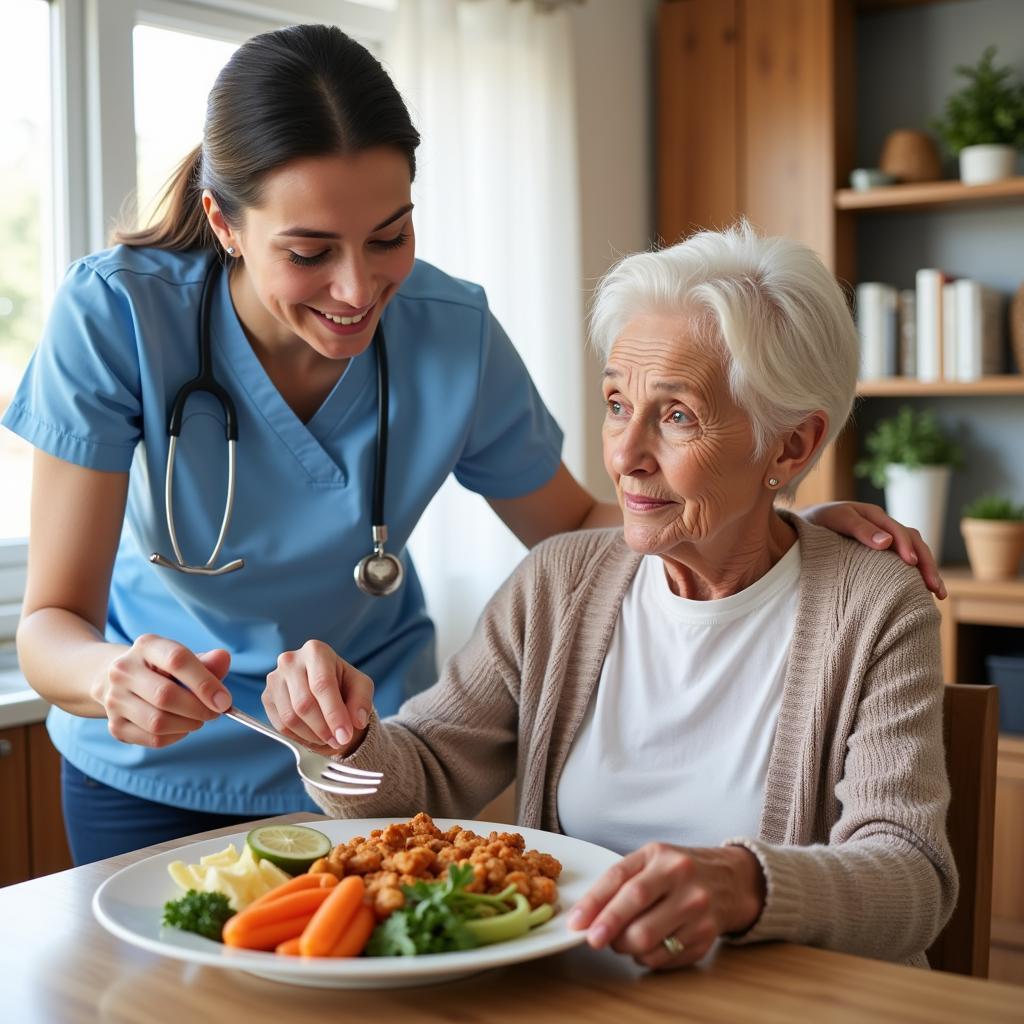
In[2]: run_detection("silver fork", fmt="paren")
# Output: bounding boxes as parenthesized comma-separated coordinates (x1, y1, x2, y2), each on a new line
(224, 706, 383, 797)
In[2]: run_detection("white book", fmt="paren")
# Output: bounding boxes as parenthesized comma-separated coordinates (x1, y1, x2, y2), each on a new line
(898, 290, 916, 377)
(915, 269, 946, 382)
(856, 282, 898, 379)
(955, 280, 1003, 381)
(942, 282, 959, 381)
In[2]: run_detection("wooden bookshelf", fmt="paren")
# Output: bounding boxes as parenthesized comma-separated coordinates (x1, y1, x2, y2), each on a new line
(942, 566, 1024, 605)
(836, 176, 1024, 213)
(856, 0, 972, 11)
(857, 376, 1024, 397)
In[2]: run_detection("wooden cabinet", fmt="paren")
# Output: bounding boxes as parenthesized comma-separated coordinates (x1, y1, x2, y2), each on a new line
(0, 727, 31, 886)
(0, 722, 72, 885)
(658, 0, 1024, 984)
(657, 0, 856, 509)
(992, 736, 1024, 983)
(938, 574, 1024, 983)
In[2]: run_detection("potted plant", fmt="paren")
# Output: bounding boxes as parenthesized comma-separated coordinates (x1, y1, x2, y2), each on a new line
(931, 46, 1024, 185)
(855, 407, 963, 564)
(961, 494, 1024, 581)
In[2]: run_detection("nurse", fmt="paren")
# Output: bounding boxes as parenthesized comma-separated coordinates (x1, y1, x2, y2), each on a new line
(3, 23, 940, 864)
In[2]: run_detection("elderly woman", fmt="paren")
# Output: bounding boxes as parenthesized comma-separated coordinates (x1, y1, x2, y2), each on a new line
(302, 223, 956, 969)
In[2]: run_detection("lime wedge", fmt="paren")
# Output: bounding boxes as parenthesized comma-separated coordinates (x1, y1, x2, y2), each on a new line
(245, 825, 332, 874)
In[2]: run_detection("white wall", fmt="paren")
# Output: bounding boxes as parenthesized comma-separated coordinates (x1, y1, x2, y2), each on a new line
(569, 0, 658, 500)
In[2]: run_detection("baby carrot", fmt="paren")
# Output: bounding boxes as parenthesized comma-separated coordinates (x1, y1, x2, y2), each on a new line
(223, 886, 335, 942)
(224, 913, 314, 950)
(298, 875, 366, 957)
(275, 937, 303, 956)
(246, 872, 338, 911)
(328, 904, 376, 958)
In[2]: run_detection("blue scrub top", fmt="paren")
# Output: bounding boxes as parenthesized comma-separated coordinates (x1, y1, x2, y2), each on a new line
(2, 246, 562, 814)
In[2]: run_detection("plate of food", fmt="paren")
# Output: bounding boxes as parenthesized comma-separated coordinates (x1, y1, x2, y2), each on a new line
(92, 813, 621, 988)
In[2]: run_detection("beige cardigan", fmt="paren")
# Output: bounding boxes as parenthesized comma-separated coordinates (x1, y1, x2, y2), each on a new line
(311, 515, 957, 966)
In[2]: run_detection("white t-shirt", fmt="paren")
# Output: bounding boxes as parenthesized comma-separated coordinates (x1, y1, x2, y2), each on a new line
(557, 542, 801, 855)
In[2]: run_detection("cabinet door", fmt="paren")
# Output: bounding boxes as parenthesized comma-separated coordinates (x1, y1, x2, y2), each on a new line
(0, 727, 31, 886)
(741, 0, 854, 278)
(657, 0, 739, 244)
(27, 723, 72, 877)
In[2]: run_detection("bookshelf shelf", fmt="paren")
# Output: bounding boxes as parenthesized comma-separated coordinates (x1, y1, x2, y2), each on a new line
(942, 566, 1024, 604)
(836, 176, 1024, 213)
(856, 376, 1024, 397)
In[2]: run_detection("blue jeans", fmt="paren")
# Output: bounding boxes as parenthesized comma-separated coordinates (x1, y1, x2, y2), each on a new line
(61, 758, 258, 866)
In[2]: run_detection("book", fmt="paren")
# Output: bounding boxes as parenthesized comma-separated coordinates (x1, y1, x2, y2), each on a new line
(954, 280, 1003, 381)
(898, 289, 916, 377)
(915, 269, 946, 382)
(943, 281, 958, 381)
(855, 282, 898, 379)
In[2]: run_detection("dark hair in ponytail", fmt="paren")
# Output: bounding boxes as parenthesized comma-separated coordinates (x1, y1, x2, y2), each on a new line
(114, 24, 419, 250)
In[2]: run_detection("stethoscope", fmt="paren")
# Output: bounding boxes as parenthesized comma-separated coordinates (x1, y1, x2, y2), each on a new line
(149, 258, 405, 597)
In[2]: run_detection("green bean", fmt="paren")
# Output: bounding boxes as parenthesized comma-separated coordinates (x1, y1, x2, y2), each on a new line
(463, 893, 531, 945)
(526, 902, 554, 929)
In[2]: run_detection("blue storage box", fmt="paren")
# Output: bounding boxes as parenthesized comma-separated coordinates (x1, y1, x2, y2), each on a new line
(985, 655, 1024, 735)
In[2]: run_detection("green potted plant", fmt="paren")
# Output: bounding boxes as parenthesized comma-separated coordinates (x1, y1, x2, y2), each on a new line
(961, 494, 1024, 581)
(931, 45, 1024, 185)
(855, 407, 963, 563)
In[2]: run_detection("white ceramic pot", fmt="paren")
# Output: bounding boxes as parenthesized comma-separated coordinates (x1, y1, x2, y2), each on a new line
(959, 144, 1018, 185)
(883, 464, 952, 564)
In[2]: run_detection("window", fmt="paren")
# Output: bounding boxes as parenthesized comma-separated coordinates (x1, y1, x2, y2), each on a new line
(133, 25, 239, 227)
(0, 0, 53, 545)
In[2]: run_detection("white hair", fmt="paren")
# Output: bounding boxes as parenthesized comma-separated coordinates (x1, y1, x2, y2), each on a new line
(589, 221, 859, 495)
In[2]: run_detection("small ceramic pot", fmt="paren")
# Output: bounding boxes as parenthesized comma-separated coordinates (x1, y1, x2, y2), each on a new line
(961, 518, 1024, 581)
(850, 168, 896, 191)
(879, 130, 942, 182)
(959, 144, 1018, 185)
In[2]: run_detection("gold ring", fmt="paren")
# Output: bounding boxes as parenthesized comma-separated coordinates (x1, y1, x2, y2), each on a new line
(662, 935, 685, 956)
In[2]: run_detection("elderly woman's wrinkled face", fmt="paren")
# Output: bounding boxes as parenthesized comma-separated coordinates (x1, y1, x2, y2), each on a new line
(602, 313, 768, 556)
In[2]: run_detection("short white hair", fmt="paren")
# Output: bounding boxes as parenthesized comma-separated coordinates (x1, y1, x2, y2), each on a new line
(590, 221, 859, 495)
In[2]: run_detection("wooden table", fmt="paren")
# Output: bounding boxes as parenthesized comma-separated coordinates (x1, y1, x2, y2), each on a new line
(3, 814, 1022, 1024)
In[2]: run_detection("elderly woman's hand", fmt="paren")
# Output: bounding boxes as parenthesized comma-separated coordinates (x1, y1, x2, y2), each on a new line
(800, 500, 946, 599)
(566, 843, 765, 970)
(263, 640, 375, 757)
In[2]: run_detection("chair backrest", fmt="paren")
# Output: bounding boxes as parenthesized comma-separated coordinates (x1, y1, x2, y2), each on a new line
(926, 683, 998, 977)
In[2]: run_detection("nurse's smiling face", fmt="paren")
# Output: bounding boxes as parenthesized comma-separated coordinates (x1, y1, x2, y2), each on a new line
(205, 148, 415, 362)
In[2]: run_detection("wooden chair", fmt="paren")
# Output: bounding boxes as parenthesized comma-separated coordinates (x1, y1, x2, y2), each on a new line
(927, 684, 998, 977)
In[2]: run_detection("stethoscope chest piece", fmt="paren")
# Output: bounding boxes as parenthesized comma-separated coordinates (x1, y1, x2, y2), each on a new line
(355, 525, 404, 596)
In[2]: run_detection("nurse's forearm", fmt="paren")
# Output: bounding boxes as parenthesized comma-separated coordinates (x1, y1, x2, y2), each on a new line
(579, 500, 622, 530)
(16, 608, 128, 717)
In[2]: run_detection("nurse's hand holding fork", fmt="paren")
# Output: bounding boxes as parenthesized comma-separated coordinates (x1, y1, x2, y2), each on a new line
(95, 636, 233, 748)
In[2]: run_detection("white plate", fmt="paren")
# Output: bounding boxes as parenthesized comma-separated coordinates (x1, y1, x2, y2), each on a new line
(92, 818, 621, 989)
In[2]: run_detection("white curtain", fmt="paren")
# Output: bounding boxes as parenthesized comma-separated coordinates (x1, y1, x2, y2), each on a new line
(388, 0, 585, 668)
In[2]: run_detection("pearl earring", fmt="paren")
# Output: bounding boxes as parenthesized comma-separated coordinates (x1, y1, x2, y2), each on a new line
(226, 246, 236, 256)
(768, 477, 780, 488)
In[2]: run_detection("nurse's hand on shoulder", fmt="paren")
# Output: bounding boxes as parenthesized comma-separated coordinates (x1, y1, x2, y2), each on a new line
(801, 500, 946, 598)
(95, 636, 234, 748)
(566, 842, 765, 970)
(262, 640, 374, 756)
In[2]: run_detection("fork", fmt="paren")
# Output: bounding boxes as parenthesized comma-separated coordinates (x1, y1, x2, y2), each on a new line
(224, 706, 383, 797)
